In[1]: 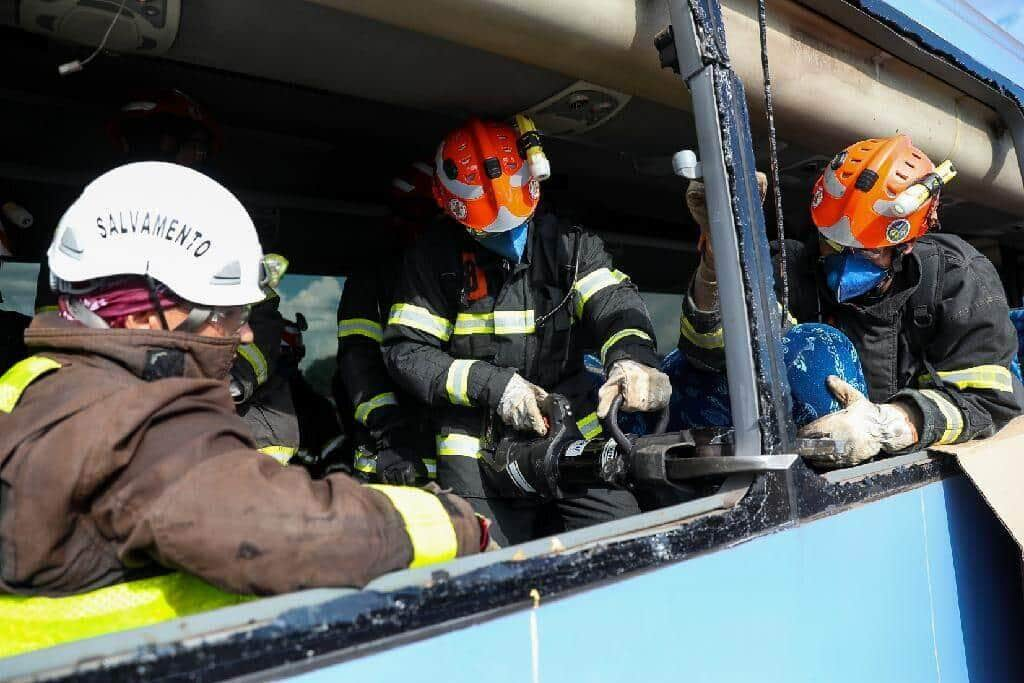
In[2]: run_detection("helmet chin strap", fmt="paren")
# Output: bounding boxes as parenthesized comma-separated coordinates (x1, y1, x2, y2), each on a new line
(67, 298, 110, 329)
(144, 275, 172, 331)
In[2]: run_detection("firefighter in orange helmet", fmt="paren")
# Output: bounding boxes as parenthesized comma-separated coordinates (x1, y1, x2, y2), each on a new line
(383, 118, 670, 545)
(682, 134, 1022, 466)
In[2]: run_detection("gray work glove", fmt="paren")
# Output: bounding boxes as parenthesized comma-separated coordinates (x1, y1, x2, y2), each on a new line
(497, 373, 549, 436)
(798, 376, 918, 468)
(597, 360, 672, 418)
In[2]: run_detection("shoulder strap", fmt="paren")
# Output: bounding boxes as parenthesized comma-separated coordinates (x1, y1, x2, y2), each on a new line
(0, 355, 61, 414)
(905, 242, 946, 378)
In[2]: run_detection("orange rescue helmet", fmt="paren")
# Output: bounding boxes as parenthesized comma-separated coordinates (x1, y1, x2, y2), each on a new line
(432, 119, 540, 233)
(810, 135, 952, 249)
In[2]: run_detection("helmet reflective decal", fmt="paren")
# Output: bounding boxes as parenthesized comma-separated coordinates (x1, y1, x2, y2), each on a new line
(448, 198, 468, 221)
(434, 144, 484, 200)
(885, 219, 911, 244)
(817, 215, 864, 249)
(823, 169, 846, 199)
(507, 160, 531, 188)
(811, 184, 824, 209)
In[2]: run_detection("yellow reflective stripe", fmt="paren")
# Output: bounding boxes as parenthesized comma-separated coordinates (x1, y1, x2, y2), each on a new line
(0, 572, 250, 658)
(34, 304, 59, 314)
(453, 310, 536, 335)
(338, 317, 383, 342)
(576, 411, 603, 439)
(237, 343, 268, 385)
(436, 433, 482, 459)
(258, 445, 296, 466)
(388, 303, 453, 341)
(573, 268, 628, 319)
(917, 365, 1014, 393)
(600, 328, 653, 365)
(354, 447, 378, 474)
(355, 392, 399, 425)
(445, 359, 476, 406)
(680, 314, 724, 350)
(366, 485, 459, 568)
(423, 457, 438, 480)
(0, 355, 60, 414)
(920, 389, 965, 445)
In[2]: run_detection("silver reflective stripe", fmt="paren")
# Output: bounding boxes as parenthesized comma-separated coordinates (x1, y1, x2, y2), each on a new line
(355, 392, 399, 425)
(423, 457, 438, 480)
(573, 268, 628, 318)
(494, 310, 536, 335)
(338, 318, 383, 342)
(237, 343, 269, 385)
(445, 359, 476, 406)
(388, 303, 453, 341)
(436, 433, 482, 459)
(453, 310, 536, 336)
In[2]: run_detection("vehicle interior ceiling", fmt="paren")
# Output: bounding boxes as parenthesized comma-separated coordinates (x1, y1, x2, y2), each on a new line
(2, 0, 1023, 340)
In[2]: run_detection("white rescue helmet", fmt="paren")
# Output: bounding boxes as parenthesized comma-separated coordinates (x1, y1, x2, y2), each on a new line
(48, 162, 266, 306)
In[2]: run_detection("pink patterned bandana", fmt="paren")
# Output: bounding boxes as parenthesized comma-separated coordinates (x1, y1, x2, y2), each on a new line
(59, 283, 178, 328)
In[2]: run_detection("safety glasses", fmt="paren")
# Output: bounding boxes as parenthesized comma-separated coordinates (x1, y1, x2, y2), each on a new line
(207, 304, 252, 334)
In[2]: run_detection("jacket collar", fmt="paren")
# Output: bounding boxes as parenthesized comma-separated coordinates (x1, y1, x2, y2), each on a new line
(25, 314, 239, 381)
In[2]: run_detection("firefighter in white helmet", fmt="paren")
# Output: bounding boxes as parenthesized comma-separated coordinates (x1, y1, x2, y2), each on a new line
(0, 162, 485, 658)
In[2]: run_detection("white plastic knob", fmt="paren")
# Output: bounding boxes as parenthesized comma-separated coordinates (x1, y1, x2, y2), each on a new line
(672, 150, 702, 179)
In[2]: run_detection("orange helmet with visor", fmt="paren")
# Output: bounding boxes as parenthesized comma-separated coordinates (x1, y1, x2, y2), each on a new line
(432, 119, 540, 233)
(810, 135, 954, 250)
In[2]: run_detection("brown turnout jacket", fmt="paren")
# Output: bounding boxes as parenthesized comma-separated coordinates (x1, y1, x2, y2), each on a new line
(0, 318, 478, 597)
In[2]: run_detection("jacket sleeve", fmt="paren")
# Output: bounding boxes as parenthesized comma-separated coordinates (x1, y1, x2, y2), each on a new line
(572, 231, 659, 371)
(335, 272, 406, 435)
(109, 383, 480, 594)
(383, 244, 514, 410)
(677, 239, 806, 371)
(892, 251, 1024, 449)
(231, 297, 284, 403)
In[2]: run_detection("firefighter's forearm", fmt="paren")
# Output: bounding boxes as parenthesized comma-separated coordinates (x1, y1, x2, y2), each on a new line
(691, 258, 720, 313)
(383, 339, 514, 409)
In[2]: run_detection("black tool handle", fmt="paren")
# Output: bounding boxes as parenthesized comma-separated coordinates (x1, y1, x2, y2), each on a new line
(602, 394, 671, 452)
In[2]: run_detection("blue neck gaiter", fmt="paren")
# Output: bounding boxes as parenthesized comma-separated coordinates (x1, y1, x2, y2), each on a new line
(473, 221, 529, 262)
(822, 251, 889, 302)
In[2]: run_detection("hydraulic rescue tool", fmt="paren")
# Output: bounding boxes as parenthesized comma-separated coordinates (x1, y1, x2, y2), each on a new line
(481, 394, 826, 500)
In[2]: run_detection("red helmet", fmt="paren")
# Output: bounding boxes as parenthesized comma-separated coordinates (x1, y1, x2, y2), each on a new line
(391, 160, 438, 222)
(432, 119, 540, 233)
(810, 135, 953, 249)
(107, 89, 222, 160)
